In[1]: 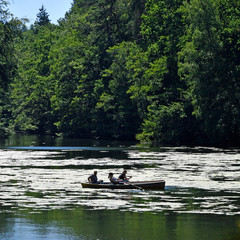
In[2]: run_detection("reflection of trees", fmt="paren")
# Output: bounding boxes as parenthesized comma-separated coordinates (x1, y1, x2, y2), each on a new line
(0, 212, 15, 239)
(17, 208, 171, 239)
(1, 207, 239, 239)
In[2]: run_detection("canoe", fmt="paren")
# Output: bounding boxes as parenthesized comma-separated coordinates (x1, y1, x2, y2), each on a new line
(81, 180, 165, 190)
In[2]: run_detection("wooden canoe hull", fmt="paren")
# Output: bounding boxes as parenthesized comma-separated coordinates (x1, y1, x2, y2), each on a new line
(81, 180, 165, 190)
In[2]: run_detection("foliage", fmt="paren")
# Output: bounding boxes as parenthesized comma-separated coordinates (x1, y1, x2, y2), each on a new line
(96, 42, 140, 139)
(0, 0, 23, 137)
(133, 0, 195, 143)
(48, 0, 146, 138)
(137, 102, 188, 143)
(1, 0, 240, 146)
(35, 5, 51, 26)
(10, 18, 57, 133)
(178, 0, 240, 145)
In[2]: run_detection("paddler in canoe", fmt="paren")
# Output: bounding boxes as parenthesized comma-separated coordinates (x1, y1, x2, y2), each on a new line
(118, 170, 132, 182)
(108, 172, 124, 184)
(82, 171, 165, 189)
(88, 171, 103, 184)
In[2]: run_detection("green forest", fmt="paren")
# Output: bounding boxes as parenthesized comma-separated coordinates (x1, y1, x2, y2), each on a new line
(0, 0, 240, 146)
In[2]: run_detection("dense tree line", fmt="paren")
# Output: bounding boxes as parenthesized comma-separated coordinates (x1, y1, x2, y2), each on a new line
(0, 0, 240, 146)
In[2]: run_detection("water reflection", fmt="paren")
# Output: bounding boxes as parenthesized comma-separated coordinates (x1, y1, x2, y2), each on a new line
(0, 209, 239, 240)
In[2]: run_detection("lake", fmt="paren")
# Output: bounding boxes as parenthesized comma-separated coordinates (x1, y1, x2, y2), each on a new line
(0, 134, 239, 240)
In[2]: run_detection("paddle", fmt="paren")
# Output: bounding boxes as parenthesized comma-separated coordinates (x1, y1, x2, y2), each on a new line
(114, 172, 143, 190)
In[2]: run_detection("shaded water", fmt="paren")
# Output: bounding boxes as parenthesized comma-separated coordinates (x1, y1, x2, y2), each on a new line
(0, 134, 239, 240)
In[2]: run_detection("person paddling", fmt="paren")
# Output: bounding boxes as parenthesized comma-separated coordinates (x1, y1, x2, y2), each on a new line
(108, 172, 122, 184)
(119, 170, 132, 182)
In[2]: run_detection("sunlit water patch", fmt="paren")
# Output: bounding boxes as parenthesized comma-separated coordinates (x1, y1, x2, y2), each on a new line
(0, 146, 239, 216)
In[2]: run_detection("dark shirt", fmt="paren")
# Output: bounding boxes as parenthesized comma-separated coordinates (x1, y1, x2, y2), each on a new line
(89, 174, 98, 183)
(119, 173, 126, 180)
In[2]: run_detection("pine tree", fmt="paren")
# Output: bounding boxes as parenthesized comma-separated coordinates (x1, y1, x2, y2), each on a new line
(35, 5, 50, 26)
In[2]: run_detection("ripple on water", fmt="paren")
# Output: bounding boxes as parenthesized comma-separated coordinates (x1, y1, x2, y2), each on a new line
(0, 146, 239, 215)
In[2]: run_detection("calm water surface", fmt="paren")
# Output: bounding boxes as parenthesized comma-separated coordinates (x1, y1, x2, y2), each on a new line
(0, 135, 239, 240)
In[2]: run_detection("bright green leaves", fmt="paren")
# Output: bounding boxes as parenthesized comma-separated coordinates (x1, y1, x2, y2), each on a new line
(135, 0, 192, 143)
(96, 42, 140, 139)
(137, 102, 188, 143)
(0, 1, 16, 89)
(11, 24, 57, 133)
(0, 0, 24, 137)
(1, 0, 239, 145)
(178, 0, 240, 145)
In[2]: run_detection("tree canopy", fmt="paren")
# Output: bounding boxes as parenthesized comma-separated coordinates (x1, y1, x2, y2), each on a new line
(1, 0, 240, 146)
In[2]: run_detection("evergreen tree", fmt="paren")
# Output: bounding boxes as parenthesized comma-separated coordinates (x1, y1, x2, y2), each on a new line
(35, 5, 50, 26)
